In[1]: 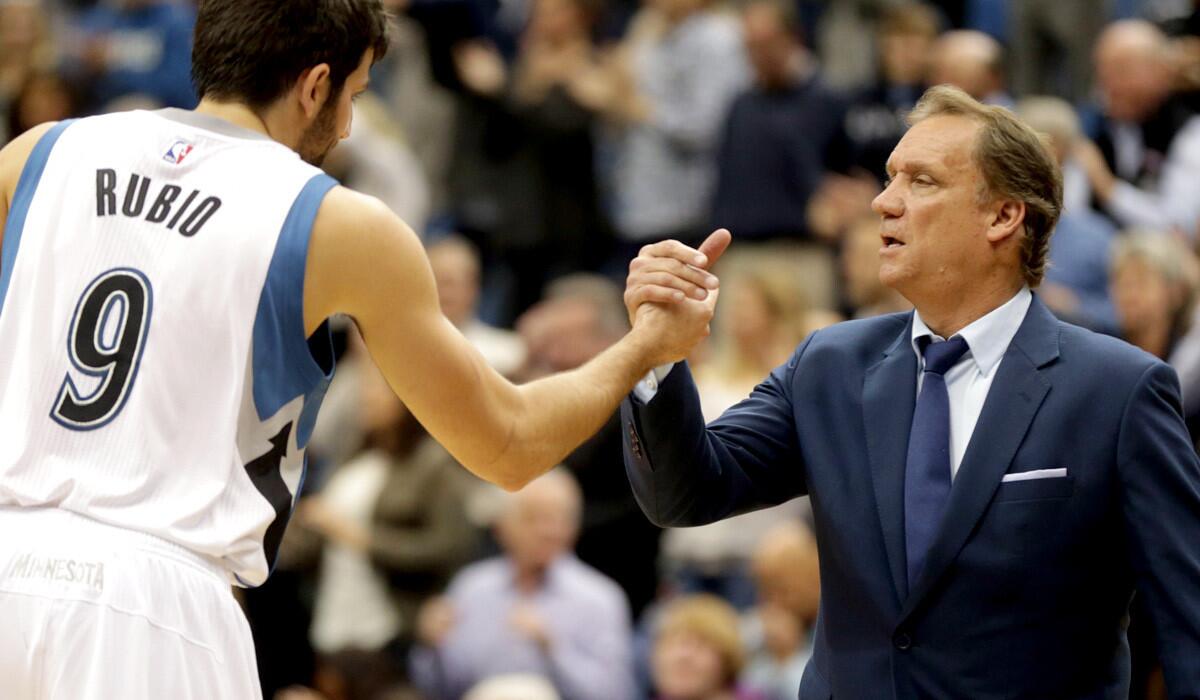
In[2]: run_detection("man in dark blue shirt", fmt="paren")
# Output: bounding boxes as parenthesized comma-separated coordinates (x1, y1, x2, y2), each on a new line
(710, 0, 852, 243)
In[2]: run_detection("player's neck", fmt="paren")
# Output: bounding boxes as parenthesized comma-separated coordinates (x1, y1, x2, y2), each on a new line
(194, 100, 268, 134)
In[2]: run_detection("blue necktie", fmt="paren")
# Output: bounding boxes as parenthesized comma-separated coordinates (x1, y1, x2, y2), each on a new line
(904, 335, 970, 591)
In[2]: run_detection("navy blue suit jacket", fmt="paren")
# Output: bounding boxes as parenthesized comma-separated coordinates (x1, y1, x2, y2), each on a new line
(623, 297, 1200, 699)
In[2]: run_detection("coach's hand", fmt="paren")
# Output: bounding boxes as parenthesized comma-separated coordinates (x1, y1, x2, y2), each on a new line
(624, 229, 731, 325)
(625, 229, 731, 366)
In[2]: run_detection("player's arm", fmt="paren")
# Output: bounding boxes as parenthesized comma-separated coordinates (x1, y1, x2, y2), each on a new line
(0, 123, 59, 260)
(304, 187, 722, 491)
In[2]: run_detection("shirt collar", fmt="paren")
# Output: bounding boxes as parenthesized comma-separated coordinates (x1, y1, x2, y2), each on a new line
(910, 287, 1032, 377)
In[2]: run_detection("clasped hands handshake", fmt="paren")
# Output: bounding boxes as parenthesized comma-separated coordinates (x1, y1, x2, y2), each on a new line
(624, 228, 732, 368)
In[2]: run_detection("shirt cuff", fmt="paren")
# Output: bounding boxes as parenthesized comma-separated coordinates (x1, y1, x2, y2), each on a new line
(632, 363, 675, 404)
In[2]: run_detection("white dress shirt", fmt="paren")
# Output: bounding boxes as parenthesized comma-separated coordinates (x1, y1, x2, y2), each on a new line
(635, 288, 1034, 481)
(911, 288, 1032, 479)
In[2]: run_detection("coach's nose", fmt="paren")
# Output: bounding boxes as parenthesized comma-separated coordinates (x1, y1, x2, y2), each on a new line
(872, 179, 904, 219)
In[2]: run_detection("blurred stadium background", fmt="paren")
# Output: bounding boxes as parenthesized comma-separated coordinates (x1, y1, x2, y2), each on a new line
(4, 0, 1200, 698)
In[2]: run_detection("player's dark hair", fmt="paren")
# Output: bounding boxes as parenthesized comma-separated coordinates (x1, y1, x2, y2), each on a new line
(192, 0, 390, 109)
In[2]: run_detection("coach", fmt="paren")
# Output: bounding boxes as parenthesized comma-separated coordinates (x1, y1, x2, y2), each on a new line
(621, 85, 1200, 699)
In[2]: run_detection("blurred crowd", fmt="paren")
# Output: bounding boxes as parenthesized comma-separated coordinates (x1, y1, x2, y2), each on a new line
(7, 0, 1200, 698)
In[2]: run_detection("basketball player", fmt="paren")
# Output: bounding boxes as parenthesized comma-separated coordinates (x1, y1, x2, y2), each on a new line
(0, 1, 726, 696)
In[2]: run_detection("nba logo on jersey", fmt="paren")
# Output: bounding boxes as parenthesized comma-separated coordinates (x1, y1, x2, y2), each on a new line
(163, 139, 194, 165)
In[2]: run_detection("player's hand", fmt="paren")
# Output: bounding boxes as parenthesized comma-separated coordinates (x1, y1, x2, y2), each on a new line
(623, 228, 731, 325)
(629, 284, 720, 367)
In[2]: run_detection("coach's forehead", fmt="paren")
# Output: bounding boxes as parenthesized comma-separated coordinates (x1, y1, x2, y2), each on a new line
(886, 115, 980, 177)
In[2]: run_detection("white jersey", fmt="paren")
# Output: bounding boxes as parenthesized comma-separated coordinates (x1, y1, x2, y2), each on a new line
(0, 110, 339, 586)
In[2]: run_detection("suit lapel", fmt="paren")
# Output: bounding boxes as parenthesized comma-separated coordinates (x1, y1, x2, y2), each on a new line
(863, 316, 918, 605)
(900, 297, 1060, 620)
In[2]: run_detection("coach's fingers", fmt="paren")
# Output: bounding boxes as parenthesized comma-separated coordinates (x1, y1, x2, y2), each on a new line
(697, 228, 732, 270)
(702, 285, 720, 313)
(639, 239, 711, 268)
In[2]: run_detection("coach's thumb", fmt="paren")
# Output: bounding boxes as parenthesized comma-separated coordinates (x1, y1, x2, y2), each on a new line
(697, 228, 732, 270)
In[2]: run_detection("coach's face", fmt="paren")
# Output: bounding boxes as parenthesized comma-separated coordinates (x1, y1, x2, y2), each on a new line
(872, 115, 994, 304)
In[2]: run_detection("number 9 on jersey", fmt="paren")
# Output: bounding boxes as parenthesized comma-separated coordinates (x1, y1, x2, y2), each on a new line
(51, 268, 154, 431)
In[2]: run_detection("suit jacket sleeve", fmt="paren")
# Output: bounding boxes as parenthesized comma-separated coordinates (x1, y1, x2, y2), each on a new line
(621, 334, 813, 527)
(1117, 361, 1200, 695)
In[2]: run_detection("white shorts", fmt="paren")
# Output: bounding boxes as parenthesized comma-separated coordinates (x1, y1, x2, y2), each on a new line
(0, 507, 262, 699)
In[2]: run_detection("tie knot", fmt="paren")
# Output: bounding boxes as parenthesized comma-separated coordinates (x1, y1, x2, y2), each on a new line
(921, 335, 969, 375)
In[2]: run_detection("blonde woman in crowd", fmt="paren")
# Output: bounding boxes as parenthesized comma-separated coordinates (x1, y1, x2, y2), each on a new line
(1111, 231, 1200, 361)
(652, 595, 764, 700)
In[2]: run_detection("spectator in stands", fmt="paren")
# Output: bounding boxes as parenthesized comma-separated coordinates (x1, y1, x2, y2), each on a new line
(410, 470, 635, 700)
(297, 647, 416, 700)
(446, 0, 613, 322)
(1111, 231, 1200, 361)
(1076, 20, 1200, 238)
(5, 71, 82, 145)
(429, 236, 527, 378)
(64, 0, 197, 110)
(0, 0, 53, 144)
(844, 2, 941, 185)
(1109, 231, 1199, 699)
(297, 363, 482, 666)
(321, 92, 431, 235)
(651, 594, 763, 700)
(604, 0, 750, 256)
(710, 0, 853, 245)
(810, 0, 911, 90)
(503, 0, 615, 275)
(371, 12, 458, 216)
(927, 29, 1013, 108)
(840, 214, 911, 318)
(1017, 96, 1119, 333)
(465, 674, 561, 700)
(693, 254, 839, 420)
(741, 522, 820, 700)
(515, 274, 661, 617)
(1009, 0, 1104, 103)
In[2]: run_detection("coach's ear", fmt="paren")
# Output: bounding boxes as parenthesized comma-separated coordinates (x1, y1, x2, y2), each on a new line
(985, 198, 1025, 245)
(297, 63, 333, 120)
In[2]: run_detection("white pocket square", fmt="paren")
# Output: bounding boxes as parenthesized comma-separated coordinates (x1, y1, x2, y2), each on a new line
(1001, 468, 1068, 483)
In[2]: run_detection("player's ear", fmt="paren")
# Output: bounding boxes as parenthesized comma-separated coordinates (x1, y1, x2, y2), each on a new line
(297, 63, 333, 119)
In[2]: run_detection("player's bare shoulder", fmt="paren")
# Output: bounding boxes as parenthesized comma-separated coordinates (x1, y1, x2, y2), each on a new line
(312, 185, 413, 243)
(303, 184, 433, 334)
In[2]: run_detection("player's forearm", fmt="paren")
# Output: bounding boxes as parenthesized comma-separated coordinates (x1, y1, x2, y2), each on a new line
(480, 328, 659, 490)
